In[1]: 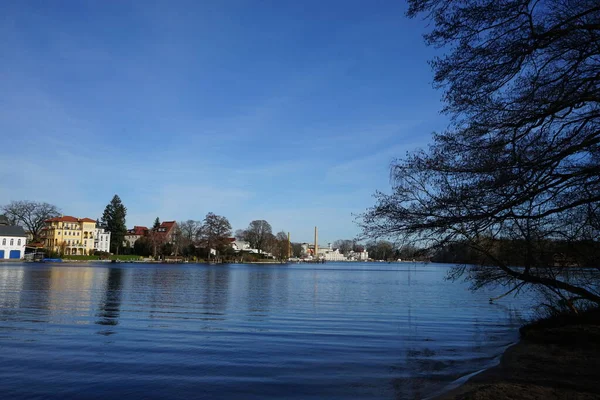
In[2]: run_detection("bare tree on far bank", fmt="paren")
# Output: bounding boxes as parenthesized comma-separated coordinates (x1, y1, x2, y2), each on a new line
(2, 200, 60, 241)
(361, 0, 600, 312)
(291, 242, 303, 258)
(333, 239, 353, 255)
(178, 220, 202, 244)
(147, 228, 165, 259)
(198, 212, 232, 259)
(273, 231, 290, 260)
(242, 220, 273, 254)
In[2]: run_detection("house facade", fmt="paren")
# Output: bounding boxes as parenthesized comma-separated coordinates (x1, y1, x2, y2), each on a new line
(124, 226, 148, 248)
(94, 225, 111, 253)
(42, 216, 97, 255)
(154, 221, 177, 243)
(0, 225, 27, 259)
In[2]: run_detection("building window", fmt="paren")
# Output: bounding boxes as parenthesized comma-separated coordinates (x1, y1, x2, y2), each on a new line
(17, 239, 21, 246)
(10, 239, 14, 246)
(2, 239, 5, 245)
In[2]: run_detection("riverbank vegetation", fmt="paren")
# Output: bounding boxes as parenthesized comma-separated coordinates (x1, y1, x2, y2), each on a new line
(361, 0, 600, 313)
(61, 254, 143, 262)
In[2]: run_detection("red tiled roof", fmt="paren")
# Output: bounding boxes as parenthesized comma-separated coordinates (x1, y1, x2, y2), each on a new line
(153, 221, 177, 237)
(160, 221, 176, 230)
(45, 216, 96, 223)
(128, 226, 148, 236)
(46, 216, 77, 222)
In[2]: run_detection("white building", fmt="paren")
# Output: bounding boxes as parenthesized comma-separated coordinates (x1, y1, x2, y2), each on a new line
(317, 243, 348, 261)
(231, 239, 265, 254)
(94, 226, 111, 254)
(322, 248, 347, 261)
(231, 240, 255, 253)
(123, 226, 148, 249)
(0, 225, 27, 260)
(347, 249, 369, 261)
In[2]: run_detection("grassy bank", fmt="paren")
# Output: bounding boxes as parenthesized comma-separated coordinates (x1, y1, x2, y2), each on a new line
(62, 255, 143, 261)
(436, 308, 600, 399)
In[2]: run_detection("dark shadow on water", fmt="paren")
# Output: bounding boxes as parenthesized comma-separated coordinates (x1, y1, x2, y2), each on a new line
(96, 267, 124, 327)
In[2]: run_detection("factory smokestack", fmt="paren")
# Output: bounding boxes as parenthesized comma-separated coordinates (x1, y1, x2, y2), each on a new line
(314, 226, 318, 260)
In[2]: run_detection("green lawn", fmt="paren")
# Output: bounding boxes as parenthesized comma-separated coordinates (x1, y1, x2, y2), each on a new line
(109, 255, 142, 261)
(62, 254, 143, 261)
(62, 255, 98, 260)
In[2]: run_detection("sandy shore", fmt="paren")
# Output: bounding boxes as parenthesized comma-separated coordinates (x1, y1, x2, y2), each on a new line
(434, 321, 600, 399)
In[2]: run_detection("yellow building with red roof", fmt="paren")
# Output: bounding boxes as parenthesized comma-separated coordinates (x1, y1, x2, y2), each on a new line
(42, 216, 97, 255)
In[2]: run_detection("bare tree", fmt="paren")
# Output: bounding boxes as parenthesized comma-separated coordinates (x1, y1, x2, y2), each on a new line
(366, 241, 394, 261)
(175, 220, 201, 258)
(244, 220, 272, 254)
(291, 242, 303, 258)
(178, 220, 201, 243)
(362, 0, 600, 311)
(333, 239, 353, 255)
(147, 230, 165, 259)
(2, 201, 60, 241)
(272, 231, 289, 260)
(198, 212, 232, 258)
(262, 233, 278, 257)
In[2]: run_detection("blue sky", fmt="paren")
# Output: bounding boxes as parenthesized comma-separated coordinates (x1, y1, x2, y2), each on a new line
(0, 0, 446, 243)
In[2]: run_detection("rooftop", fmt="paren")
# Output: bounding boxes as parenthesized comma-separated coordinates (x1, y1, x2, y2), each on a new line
(0, 225, 27, 238)
(154, 221, 176, 235)
(127, 226, 148, 236)
(45, 216, 96, 223)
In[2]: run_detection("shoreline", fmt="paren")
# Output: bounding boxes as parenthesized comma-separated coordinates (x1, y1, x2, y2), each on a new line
(425, 342, 518, 400)
(432, 319, 600, 399)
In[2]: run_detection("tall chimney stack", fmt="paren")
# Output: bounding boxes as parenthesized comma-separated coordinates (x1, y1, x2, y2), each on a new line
(314, 226, 318, 259)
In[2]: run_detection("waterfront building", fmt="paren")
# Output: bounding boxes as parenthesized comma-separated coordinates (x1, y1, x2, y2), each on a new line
(298, 242, 369, 261)
(300, 242, 347, 261)
(230, 238, 269, 255)
(317, 243, 348, 261)
(42, 216, 97, 255)
(94, 224, 111, 253)
(230, 239, 254, 252)
(300, 243, 313, 257)
(347, 249, 369, 261)
(0, 222, 27, 259)
(154, 221, 177, 243)
(124, 226, 148, 248)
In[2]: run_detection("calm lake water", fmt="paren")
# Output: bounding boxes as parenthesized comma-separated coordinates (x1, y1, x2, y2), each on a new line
(0, 262, 531, 399)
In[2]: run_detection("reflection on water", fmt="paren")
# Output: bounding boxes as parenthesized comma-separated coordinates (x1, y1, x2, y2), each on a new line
(0, 262, 531, 399)
(96, 268, 124, 331)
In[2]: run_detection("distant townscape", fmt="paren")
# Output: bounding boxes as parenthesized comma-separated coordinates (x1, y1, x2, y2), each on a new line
(0, 197, 413, 263)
